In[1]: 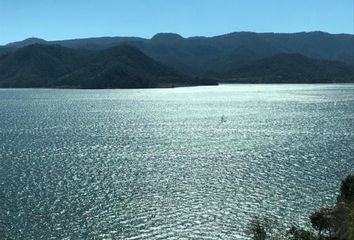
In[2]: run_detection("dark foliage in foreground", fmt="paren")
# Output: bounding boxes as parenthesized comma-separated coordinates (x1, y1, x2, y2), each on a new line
(246, 175, 354, 240)
(334, 175, 354, 240)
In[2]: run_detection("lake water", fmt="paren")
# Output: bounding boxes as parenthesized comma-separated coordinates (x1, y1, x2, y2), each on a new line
(0, 84, 353, 239)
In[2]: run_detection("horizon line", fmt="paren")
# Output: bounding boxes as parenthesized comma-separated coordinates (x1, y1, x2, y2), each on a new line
(2, 30, 354, 46)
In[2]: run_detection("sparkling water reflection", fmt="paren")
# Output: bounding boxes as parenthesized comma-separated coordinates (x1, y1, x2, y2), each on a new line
(0, 84, 353, 239)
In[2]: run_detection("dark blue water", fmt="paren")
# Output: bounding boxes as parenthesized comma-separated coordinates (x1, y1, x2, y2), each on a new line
(0, 84, 353, 239)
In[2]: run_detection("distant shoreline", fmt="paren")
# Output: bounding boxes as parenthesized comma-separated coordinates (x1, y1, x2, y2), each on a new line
(1, 82, 354, 91)
(1, 32, 352, 88)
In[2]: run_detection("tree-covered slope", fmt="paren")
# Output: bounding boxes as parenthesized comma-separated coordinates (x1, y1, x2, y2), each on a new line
(0, 44, 217, 88)
(0, 44, 90, 87)
(4, 31, 353, 77)
(224, 53, 353, 83)
(1, 31, 353, 86)
(56, 45, 214, 88)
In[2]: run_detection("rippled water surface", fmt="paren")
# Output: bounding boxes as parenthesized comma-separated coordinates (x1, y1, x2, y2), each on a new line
(0, 84, 354, 239)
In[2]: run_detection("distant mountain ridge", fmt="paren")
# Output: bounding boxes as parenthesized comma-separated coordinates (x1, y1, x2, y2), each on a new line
(0, 31, 353, 87)
(6, 37, 48, 48)
(0, 44, 216, 88)
(3, 31, 353, 75)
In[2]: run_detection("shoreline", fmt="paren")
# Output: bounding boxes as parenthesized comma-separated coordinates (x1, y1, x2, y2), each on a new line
(1, 82, 354, 90)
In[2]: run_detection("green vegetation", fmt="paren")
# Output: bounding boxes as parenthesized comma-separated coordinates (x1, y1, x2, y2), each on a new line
(310, 208, 335, 239)
(334, 175, 354, 240)
(245, 217, 284, 240)
(246, 175, 354, 240)
(245, 217, 317, 240)
(287, 226, 317, 240)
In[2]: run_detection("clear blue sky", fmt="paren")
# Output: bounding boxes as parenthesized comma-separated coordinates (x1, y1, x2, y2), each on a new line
(0, 0, 353, 45)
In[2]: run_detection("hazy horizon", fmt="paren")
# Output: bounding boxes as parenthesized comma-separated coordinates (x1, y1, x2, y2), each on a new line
(1, 0, 353, 45)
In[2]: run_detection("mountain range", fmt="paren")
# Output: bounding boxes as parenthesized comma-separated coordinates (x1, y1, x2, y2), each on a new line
(0, 31, 353, 88)
(0, 44, 216, 88)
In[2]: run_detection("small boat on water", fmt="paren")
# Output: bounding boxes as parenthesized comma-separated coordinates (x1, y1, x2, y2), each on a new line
(221, 115, 227, 123)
